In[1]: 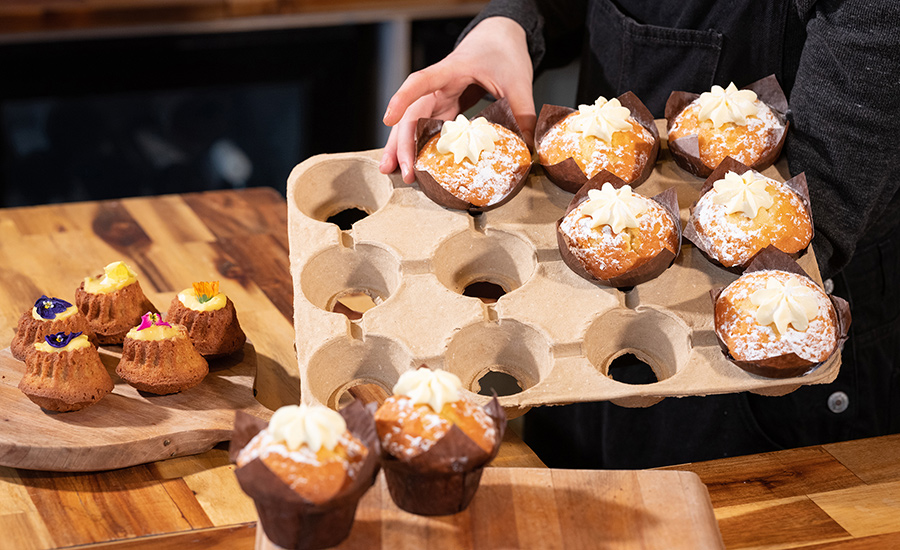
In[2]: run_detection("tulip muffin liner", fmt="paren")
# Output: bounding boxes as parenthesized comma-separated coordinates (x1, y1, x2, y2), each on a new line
(229, 400, 380, 550)
(535, 91, 660, 194)
(556, 170, 682, 288)
(665, 74, 789, 178)
(380, 395, 507, 516)
(683, 156, 813, 273)
(414, 98, 532, 213)
(710, 249, 851, 379)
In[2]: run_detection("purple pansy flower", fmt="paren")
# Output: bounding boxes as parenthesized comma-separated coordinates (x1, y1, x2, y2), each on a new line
(34, 295, 73, 320)
(45, 331, 83, 348)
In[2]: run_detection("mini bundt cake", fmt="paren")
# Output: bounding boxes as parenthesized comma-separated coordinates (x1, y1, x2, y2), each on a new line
(116, 312, 208, 395)
(19, 331, 114, 412)
(11, 295, 95, 361)
(165, 281, 245, 356)
(75, 261, 157, 345)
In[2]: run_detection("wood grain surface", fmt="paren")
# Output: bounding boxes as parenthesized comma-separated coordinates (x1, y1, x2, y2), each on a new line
(0, 189, 897, 549)
(0, 344, 271, 472)
(254, 468, 724, 550)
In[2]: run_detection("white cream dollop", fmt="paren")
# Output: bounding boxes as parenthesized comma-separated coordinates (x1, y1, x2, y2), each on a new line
(393, 368, 462, 413)
(750, 276, 820, 334)
(698, 82, 759, 128)
(712, 170, 774, 219)
(580, 182, 647, 234)
(570, 97, 633, 143)
(436, 115, 500, 165)
(697, 82, 759, 128)
(267, 404, 347, 453)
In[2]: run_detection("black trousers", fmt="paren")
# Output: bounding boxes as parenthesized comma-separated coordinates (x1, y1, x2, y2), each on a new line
(523, 227, 900, 469)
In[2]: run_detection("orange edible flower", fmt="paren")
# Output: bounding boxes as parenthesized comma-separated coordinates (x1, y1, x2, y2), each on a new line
(193, 281, 220, 303)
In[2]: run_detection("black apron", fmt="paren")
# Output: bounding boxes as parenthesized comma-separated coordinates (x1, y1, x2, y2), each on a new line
(523, 0, 900, 469)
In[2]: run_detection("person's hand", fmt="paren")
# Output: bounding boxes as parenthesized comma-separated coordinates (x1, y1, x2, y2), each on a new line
(379, 16, 535, 183)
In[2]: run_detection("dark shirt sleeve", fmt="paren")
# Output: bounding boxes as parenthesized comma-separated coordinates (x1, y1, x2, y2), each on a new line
(458, 0, 586, 73)
(786, 0, 900, 279)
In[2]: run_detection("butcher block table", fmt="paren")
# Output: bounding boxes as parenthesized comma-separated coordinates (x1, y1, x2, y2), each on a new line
(0, 188, 898, 549)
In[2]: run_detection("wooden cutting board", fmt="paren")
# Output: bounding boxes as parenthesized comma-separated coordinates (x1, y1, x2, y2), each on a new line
(0, 345, 272, 472)
(257, 468, 724, 550)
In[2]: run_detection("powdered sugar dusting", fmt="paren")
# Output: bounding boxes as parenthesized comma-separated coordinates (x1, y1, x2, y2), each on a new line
(560, 195, 677, 278)
(416, 124, 530, 207)
(538, 114, 654, 182)
(716, 271, 836, 363)
(689, 171, 812, 267)
(669, 99, 783, 169)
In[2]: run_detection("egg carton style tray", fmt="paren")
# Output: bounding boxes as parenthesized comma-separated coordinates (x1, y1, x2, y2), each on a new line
(285, 143, 840, 412)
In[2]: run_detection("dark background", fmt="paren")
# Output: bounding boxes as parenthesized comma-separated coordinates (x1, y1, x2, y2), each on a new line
(0, 17, 471, 207)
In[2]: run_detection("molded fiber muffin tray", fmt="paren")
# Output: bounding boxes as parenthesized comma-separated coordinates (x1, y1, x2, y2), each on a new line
(285, 126, 840, 413)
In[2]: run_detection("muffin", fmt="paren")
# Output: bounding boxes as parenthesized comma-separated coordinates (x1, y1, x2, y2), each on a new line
(666, 77, 788, 177)
(557, 174, 681, 287)
(116, 312, 208, 395)
(230, 401, 380, 550)
(166, 281, 245, 357)
(75, 261, 158, 345)
(715, 269, 840, 378)
(537, 92, 659, 192)
(11, 295, 95, 361)
(414, 98, 531, 211)
(374, 367, 506, 516)
(685, 158, 812, 269)
(19, 331, 114, 412)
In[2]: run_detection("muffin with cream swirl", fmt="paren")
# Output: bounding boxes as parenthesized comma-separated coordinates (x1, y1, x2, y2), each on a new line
(230, 401, 380, 550)
(375, 367, 506, 515)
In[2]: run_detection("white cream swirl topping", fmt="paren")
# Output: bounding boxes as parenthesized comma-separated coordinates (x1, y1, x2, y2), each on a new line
(750, 277, 820, 334)
(267, 404, 347, 453)
(436, 115, 500, 165)
(697, 83, 759, 128)
(712, 170, 774, 219)
(580, 183, 647, 234)
(570, 97, 633, 143)
(393, 368, 462, 413)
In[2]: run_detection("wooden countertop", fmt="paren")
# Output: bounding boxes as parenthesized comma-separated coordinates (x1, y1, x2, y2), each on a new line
(0, 188, 897, 549)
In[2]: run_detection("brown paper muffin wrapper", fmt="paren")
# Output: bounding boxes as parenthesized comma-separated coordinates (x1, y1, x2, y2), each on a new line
(664, 74, 789, 178)
(229, 400, 381, 550)
(535, 91, 660, 193)
(683, 157, 813, 273)
(380, 394, 507, 516)
(556, 171, 682, 288)
(710, 248, 851, 378)
(413, 98, 532, 213)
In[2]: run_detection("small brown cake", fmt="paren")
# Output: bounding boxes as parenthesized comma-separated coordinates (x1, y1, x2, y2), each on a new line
(166, 281, 245, 356)
(374, 367, 504, 516)
(75, 261, 157, 345)
(116, 312, 208, 394)
(688, 166, 812, 268)
(668, 82, 784, 172)
(415, 113, 531, 208)
(538, 96, 656, 184)
(715, 269, 838, 377)
(11, 296, 95, 361)
(558, 181, 679, 284)
(19, 332, 114, 412)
